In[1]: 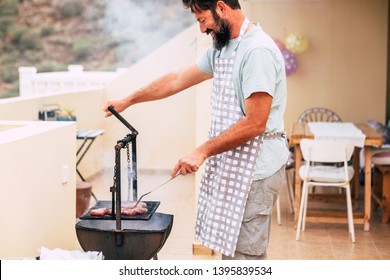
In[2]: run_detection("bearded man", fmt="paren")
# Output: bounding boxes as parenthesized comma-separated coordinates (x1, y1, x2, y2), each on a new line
(104, 0, 288, 260)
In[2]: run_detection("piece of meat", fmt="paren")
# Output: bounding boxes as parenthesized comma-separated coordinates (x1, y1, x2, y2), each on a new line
(101, 202, 148, 216)
(121, 204, 148, 216)
(134, 206, 148, 214)
(122, 201, 147, 209)
(90, 208, 108, 216)
(121, 208, 137, 216)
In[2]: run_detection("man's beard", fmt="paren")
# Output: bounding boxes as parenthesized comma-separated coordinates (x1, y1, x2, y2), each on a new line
(207, 13, 231, 50)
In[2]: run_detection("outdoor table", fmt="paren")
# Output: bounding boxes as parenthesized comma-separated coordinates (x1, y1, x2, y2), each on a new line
(290, 122, 383, 231)
(76, 129, 104, 201)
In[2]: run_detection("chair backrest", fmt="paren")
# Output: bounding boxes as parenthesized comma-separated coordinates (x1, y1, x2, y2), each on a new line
(300, 139, 355, 163)
(298, 107, 342, 123)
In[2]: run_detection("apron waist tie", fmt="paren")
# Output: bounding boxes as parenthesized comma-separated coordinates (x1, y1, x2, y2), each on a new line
(262, 131, 286, 140)
(263, 131, 288, 148)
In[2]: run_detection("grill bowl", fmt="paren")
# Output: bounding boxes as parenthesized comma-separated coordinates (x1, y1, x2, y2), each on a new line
(75, 212, 173, 260)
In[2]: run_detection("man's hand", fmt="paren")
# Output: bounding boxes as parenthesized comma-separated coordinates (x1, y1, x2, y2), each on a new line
(171, 149, 207, 178)
(169, 92, 272, 178)
(103, 99, 129, 117)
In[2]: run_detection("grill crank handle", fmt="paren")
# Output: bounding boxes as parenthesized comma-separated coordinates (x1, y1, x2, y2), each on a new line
(134, 172, 181, 208)
(107, 105, 138, 135)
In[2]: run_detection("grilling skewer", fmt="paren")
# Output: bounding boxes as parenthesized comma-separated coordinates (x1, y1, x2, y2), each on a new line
(134, 172, 181, 208)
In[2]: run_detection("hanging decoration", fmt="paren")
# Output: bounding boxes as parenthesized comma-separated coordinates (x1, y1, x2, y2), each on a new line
(285, 32, 309, 54)
(281, 49, 298, 76)
(273, 32, 309, 76)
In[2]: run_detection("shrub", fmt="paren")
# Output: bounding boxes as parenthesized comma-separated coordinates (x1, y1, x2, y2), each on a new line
(48, 37, 71, 46)
(20, 30, 41, 50)
(24, 49, 44, 63)
(0, 17, 13, 37)
(10, 28, 24, 44)
(11, 28, 41, 51)
(0, 0, 18, 37)
(1, 50, 18, 64)
(0, 83, 19, 98)
(1, 68, 18, 83)
(60, 1, 83, 19)
(0, 43, 12, 52)
(0, 0, 19, 17)
(37, 61, 66, 72)
(41, 26, 54, 37)
(71, 39, 94, 60)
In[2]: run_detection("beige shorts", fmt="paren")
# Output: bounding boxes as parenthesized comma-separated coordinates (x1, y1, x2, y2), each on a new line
(222, 165, 286, 260)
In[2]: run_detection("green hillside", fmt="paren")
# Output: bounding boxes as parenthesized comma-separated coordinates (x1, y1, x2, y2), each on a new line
(0, 0, 192, 98)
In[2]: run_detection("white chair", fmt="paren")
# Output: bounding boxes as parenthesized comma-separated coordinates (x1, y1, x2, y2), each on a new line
(295, 139, 356, 242)
(297, 108, 342, 195)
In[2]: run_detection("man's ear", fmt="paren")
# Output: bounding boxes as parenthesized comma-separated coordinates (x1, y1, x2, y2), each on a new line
(216, 1, 226, 16)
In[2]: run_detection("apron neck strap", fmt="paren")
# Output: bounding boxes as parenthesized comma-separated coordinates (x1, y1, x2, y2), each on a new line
(235, 17, 250, 50)
(219, 17, 250, 57)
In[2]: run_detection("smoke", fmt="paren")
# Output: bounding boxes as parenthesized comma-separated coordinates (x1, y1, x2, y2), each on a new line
(99, 0, 193, 67)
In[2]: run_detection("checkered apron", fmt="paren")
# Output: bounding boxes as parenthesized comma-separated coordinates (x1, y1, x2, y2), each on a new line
(195, 18, 283, 257)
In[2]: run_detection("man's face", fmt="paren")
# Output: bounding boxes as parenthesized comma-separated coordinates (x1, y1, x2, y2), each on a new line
(195, 8, 231, 50)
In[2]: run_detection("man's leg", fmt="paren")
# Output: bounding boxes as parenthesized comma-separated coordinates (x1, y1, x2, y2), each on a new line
(222, 165, 286, 260)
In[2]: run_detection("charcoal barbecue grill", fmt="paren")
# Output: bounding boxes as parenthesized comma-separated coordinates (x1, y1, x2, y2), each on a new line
(75, 106, 173, 260)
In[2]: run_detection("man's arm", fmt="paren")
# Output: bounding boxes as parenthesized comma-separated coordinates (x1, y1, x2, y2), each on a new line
(171, 91, 272, 177)
(103, 64, 212, 116)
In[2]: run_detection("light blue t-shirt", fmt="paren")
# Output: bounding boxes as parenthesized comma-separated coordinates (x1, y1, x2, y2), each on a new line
(197, 23, 289, 180)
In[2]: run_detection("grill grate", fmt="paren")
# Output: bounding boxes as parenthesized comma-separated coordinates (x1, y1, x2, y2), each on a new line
(79, 201, 160, 221)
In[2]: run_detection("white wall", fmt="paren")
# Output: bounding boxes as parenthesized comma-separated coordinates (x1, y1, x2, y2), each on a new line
(0, 89, 108, 179)
(241, 0, 388, 130)
(0, 121, 77, 258)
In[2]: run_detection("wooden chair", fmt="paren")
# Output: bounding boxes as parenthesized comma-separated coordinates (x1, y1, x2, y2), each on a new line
(298, 107, 342, 124)
(372, 152, 390, 223)
(295, 139, 356, 242)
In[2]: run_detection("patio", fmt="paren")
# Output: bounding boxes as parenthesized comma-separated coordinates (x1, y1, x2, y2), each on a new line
(0, 0, 389, 260)
(86, 167, 390, 260)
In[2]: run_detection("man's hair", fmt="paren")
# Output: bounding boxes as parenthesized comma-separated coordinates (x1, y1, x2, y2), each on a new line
(182, 0, 241, 13)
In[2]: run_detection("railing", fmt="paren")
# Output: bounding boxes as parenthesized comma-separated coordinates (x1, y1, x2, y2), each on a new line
(18, 64, 127, 97)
